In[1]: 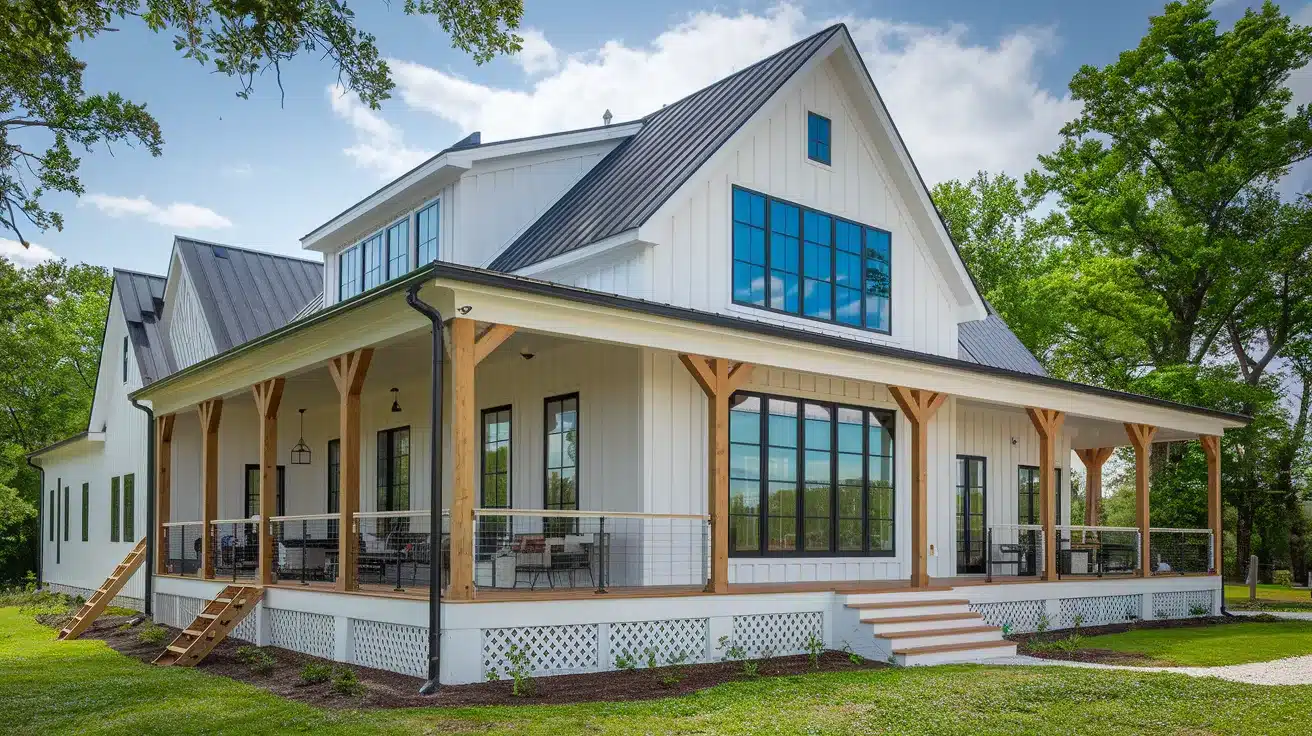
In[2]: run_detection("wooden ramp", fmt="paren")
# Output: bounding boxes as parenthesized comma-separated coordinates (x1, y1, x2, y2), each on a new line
(58, 539, 148, 640)
(153, 585, 263, 667)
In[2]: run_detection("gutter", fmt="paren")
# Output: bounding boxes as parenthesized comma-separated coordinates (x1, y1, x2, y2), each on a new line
(25, 456, 43, 588)
(405, 284, 446, 694)
(130, 398, 155, 615)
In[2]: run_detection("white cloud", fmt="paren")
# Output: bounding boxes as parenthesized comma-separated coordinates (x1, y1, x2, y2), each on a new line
(82, 194, 233, 230)
(514, 29, 561, 74)
(327, 84, 435, 179)
(221, 162, 253, 177)
(0, 237, 56, 267)
(376, 4, 1078, 186)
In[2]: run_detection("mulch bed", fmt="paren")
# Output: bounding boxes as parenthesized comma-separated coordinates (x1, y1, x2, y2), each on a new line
(1011, 614, 1282, 666)
(66, 614, 883, 709)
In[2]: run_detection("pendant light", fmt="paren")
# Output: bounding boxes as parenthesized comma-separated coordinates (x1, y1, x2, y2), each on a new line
(290, 408, 312, 465)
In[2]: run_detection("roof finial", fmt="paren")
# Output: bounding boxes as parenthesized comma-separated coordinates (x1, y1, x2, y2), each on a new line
(602, 109, 613, 126)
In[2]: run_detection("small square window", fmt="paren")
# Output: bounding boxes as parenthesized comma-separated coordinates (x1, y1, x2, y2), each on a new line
(807, 112, 831, 165)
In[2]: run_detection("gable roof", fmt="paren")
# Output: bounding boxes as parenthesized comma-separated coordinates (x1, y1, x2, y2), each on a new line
(958, 312, 1046, 377)
(114, 269, 172, 385)
(174, 237, 323, 353)
(488, 25, 844, 273)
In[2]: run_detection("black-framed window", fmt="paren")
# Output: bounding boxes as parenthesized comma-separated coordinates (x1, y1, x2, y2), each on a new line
(416, 201, 440, 265)
(1018, 465, 1062, 525)
(243, 465, 286, 518)
(956, 455, 987, 574)
(363, 232, 385, 290)
(377, 426, 410, 512)
(48, 489, 55, 542)
(122, 474, 134, 541)
(338, 245, 363, 300)
(110, 476, 120, 542)
(386, 219, 409, 278)
(63, 486, 70, 542)
(482, 406, 512, 508)
(122, 335, 129, 382)
(544, 394, 579, 511)
(729, 391, 895, 557)
(81, 483, 89, 542)
(327, 439, 340, 514)
(807, 111, 831, 165)
(732, 187, 891, 333)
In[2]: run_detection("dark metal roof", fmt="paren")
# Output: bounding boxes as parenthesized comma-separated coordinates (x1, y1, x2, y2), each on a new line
(113, 269, 172, 385)
(488, 25, 844, 272)
(958, 313, 1047, 377)
(174, 237, 323, 353)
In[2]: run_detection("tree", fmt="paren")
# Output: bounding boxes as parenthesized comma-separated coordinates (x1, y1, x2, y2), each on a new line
(0, 256, 111, 582)
(0, 0, 523, 244)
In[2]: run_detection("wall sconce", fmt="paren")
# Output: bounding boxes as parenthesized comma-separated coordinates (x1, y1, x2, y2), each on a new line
(290, 409, 312, 465)
(390, 387, 401, 413)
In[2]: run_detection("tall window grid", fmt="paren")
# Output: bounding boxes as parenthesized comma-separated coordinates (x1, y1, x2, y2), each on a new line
(728, 391, 895, 557)
(544, 394, 579, 535)
(416, 202, 440, 266)
(337, 201, 441, 302)
(481, 407, 512, 508)
(732, 187, 891, 333)
(376, 427, 411, 512)
(327, 439, 340, 536)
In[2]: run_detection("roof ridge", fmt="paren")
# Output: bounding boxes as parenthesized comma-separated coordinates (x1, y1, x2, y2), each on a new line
(113, 267, 167, 281)
(174, 236, 324, 267)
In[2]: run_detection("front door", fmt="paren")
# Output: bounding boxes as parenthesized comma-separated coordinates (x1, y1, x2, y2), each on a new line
(956, 456, 987, 575)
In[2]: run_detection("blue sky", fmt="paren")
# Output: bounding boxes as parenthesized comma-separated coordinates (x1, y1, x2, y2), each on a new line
(2, 0, 1300, 273)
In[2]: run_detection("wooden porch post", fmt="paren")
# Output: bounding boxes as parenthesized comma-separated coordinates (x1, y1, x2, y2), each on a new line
(252, 378, 285, 586)
(679, 354, 754, 593)
(888, 386, 948, 589)
(1027, 408, 1066, 581)
(1201, 435, 1222, 574)
(197, 399, 223, 579)
(154, 414, 175, 574)
(1074, 447, 1114, 526)
(1125, 423, 1158, 578)
(329, 349, 372, 592)
(448, 319, 477, 601)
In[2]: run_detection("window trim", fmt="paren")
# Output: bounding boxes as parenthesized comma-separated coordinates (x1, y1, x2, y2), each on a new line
(110, 476, 120, 543)
(415, 198, 441, 267)
(481, 405, 513, 509)
(728, 391, 896, 558)
(122, 474, 134, 541)
(806, 111, 832, 166)
(376, 425, 411, 513)
(543, 393, 580, 513)
(731, 186, 892, 335)
(956, 454, 988, 574)
(81, 483, 89, 542)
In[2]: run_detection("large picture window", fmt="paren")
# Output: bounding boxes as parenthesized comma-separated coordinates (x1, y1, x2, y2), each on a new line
(732, 187, 891, 333)
(729, 391, 895, 557)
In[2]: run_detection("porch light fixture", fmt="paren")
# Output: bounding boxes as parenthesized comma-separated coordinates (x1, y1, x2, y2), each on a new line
(290, 409, 312, 465)
(391, 388, 402, 413)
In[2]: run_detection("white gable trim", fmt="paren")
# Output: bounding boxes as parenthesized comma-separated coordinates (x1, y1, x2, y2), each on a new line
(508, 229, 649, 277)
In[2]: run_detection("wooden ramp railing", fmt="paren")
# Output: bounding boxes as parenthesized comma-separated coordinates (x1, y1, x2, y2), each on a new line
(153, 585, 263, 667)
(58, 539, 147, 641)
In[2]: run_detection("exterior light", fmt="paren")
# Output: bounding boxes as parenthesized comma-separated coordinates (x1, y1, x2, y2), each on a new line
(290, 408, 312, 465)
(391, 387, 401, 413)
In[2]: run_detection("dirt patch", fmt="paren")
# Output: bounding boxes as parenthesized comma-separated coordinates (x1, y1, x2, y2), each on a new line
(75, 615, 883, 709)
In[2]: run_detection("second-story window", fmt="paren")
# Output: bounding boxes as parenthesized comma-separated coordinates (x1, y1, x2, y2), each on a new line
(732, 187, 891, 333)
(386, 220, 409, 278)
(363, 233, 385, 290)
(338, 245, 362, 300)
(807, 112, 831, 165)
(417, 202, 439, 266)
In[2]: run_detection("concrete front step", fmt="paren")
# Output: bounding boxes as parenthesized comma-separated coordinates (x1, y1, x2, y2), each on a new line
(876, 625, 1003, 650)
(893, 639, 1017, 666)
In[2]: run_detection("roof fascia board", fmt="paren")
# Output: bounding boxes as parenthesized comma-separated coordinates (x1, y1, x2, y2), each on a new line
(448, 122, 642, 169)
(830, 40, 987, 320)
(509, 229, 647, 276)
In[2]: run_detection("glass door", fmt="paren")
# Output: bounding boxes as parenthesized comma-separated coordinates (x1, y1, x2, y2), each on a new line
(956, 456, 987, 574)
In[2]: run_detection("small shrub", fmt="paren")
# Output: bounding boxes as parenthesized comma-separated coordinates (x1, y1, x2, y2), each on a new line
(506, 643, 535, 697)
(1072, 614, 1085, 633)
(839, 642, 863, 666)
(805, 632, 824, 670)
(644, 647, 660, 670)
(330, 667, 364, 696)
(717, 635, 747, 663)
(485, 667, 501, 681)
(659, 670, 685, 687)
(1189, 603, 1209, 617)
(299, 661, 333, 685)
(1035, 613, 1050, 634)
(136, 623, 169, 645)
(1274, 570, 1294, 588)
(614, 650, 638, 671)
(741, 659, 759, 677)
(1000, 623, 1013, 637)
(234, 645, 276, 675)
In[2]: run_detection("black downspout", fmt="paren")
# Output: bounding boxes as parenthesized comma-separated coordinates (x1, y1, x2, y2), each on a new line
(26, 457, 44, 588)
(131, 399, 155, 616)
(406, 284, 445, 694)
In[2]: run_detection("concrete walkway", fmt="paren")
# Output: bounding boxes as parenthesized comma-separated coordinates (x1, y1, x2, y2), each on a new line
(1229, 609, 1312, 621)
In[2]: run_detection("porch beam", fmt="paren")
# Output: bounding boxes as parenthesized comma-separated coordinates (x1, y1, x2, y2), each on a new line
(154, 414, 175, 575)
(1125, 423, 1158, 578)
(251, 377, 285, 585)
(473, 323, 517, 366)
(1200, 435, 1222, 574)
(680, 353, 756, 593)
(1074, 447, 1114, 526)
(888, 386, 948, 588)
(1027, 408, 1066, 581)
(449, 318, 477, 600)
(197, 399, 223, 580)
(329, 348, 373, 591)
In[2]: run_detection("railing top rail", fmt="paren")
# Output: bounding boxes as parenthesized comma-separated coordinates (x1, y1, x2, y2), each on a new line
(353, 509, 443, 519)
(473, 508, 710, 521)
(1149, 527, 1214, 534)
(162, 520, 204, 527)
(270, 513, 342, 522)
(1056, 525, 1141, 533)
(988, 523, 1044, 531)
(210, 518, 254, 525)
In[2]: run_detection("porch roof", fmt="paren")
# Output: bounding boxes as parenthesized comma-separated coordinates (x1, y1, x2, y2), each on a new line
(129, 260, 1249, 433)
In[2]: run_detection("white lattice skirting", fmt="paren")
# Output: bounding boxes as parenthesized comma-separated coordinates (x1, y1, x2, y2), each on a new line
(44, 582, 144, 612)
(1152, 590, 1215, 619)
(1058, 594, 1142, 628)
(731, 611, 824, 658)
(354, 620, 428, 677)
(970, 600, 1048, 633)
(609, 618, 709, 668)
(269, 609, 335, 659)
(483, 623, 600, 678)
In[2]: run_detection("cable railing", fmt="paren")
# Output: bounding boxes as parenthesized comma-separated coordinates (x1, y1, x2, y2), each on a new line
(985, 524, 1044, 581)
(471, 508, 710, 592)
(209, 519, 259, 582)
(1055, 525, 1141, 578)
(353, 510, 450, 593)
(161, 521, 205, 577)
(1149, 528, 1214, 575)
(269, 513, 343, 586)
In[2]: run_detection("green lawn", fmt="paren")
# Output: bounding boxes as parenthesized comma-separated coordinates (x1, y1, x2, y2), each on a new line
(1076, 620, 1312, 666)
(1225, 584, 1312, 611)
(5, 607, 1312, 735)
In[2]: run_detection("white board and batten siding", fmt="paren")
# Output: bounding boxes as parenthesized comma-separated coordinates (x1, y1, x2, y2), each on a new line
(166, 267, 217, 370)
(630, 56, 962, 359)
